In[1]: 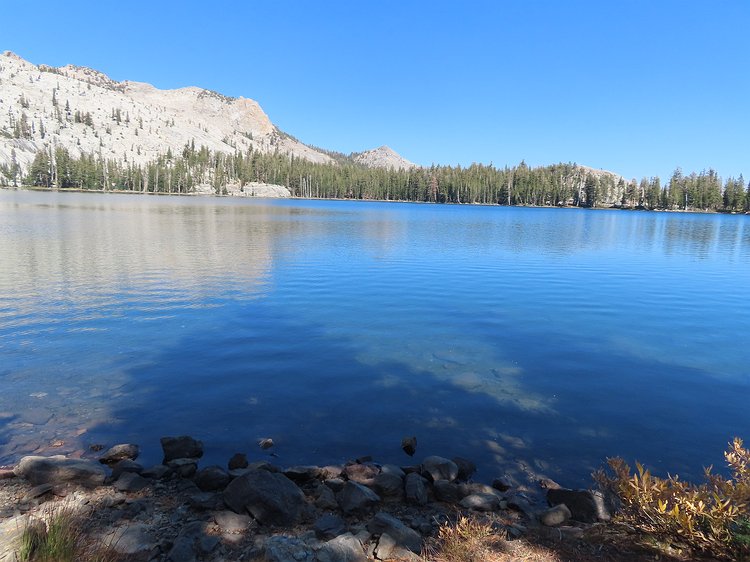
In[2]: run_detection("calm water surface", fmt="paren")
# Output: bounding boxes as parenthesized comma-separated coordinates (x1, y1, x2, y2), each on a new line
(1, 190, 748, 487)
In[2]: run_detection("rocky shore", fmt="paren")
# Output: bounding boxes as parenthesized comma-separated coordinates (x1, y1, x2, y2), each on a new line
(0, 435, 613, 562)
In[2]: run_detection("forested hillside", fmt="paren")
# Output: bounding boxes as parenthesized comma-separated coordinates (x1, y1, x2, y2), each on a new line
(6, 144, 748, 212)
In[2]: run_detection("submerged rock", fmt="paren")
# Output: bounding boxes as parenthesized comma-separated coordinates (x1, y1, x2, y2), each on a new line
(160, 435, 203, 462)
(401, 436, 417, 456)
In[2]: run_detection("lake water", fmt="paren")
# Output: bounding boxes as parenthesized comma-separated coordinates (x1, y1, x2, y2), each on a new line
(1, 190, 749, 488)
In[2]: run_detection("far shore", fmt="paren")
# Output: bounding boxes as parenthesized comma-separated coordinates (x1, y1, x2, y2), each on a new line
(2, 185, 746, 215)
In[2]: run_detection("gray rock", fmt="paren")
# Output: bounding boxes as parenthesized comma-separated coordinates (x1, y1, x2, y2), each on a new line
(113, 471, 148, 492)
(160, 435, 203, 462)
(214, 510, 252, 532)
(506, 493, 534, 518)
(188, 492, 220, 510)
(371, 472, 404, 499)
(367, 512, 422, 554)
(460, 493, 501, 511)
(452, 457, 476, 481)
(167, 537, 196, 562)
(0, 469, 16, 480)
(283, 465, 322, 484)
(316, 533, 367, 562)
(421, 456, 459, 482)
(21, 483, 53, 502)
(314, 483, 338, 510)
(404, 473, 428, 505)
(343, 463, 379, 485)
(337, 481, 380, 515)
(110, 459, 144, 480)
(380, 464, 405, 478)
(195, 465, 231, 491)
(540, 504, 572, 527)
(107, 523, 154, 555)
(374, 532, 397, 560)
(98, 444, 139, 465)
(167, 458, 198, 478)
(459, 482, 504, 499)
(224, 469, 305, 526)
(141, 464, 170, 479)
(547, 488, 610, 523)
(491, 477, 512, 492)
(228, 453, 248, 470)
(433, 479, 461, 503)
(314, 513, 348, 540)
(401, 436, 417, 456)
(323, 478, 345, 493)
(264, 535, 314, 562)
(14, 455, 106, 487)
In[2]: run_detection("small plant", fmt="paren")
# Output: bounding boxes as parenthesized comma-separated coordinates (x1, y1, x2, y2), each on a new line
(427, 514, 502, 562)
(19, 508, 80, 562)
(595, 437, 750, 560)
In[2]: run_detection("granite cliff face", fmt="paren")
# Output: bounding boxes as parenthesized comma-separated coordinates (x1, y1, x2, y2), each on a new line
(0, 51, 336, 174)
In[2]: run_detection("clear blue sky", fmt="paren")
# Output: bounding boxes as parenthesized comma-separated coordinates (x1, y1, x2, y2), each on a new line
(2, 0, 748, 181)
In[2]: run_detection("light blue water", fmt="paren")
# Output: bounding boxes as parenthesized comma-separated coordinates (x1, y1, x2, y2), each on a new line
(1, 190, 748, 488)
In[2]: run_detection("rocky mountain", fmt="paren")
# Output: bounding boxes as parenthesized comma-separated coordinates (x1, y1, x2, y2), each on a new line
(352, 145, 417, 170)
(0, 51, 345, 175)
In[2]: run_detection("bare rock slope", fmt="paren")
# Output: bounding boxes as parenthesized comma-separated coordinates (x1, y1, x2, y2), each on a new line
(352, 145, 417, 170)
(0, 51, 333, 174)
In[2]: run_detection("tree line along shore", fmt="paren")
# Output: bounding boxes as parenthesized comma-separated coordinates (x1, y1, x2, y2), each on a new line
(2, 144, 749, 213)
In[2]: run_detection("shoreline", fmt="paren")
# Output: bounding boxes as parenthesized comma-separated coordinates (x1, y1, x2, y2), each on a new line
(2, 185, 746, 216)
(0, 434, 643, 562)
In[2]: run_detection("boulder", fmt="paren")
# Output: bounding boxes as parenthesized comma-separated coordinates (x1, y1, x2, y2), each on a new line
(283, 465, 322, 484)
(194, 465, 231, 491)
(401, 436, 417, 456)
(113, 472, 148, 492)
(98, 444, 139, 465)
(223, 469, 305, 526)
(337, 481, 380, 515)
(14, 455, 106, 487)
(141, 464, 170, 479)
(547, 489, 610, 523)
(367, 512, 422, 554)
(110, 459, 144, 480)
(452, 457, 476, 481)
(167, 458, 198, 478)
(107, 523, 154, 556)
(228, 453, 248, 470)
(433, 479, 462, 503)
(371, 473, 404, 499)
(316, 533, 367, 562)
(491, 477, 512, 492)
(460, 493, 501, 511)
(160, 435, 203, 462)
(404, 473, 428, 505)
(380, 464, 405, 478)
(214, 510, 252, 532)
(314, 483, 339, 510)
(540, 504, 572, 527)
(421, 456, 458, 482)
(343, 463, 379, 485)
(314, 513, 348, 540)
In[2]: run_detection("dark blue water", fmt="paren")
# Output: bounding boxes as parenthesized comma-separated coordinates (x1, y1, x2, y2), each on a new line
(1, 190, 748, 488)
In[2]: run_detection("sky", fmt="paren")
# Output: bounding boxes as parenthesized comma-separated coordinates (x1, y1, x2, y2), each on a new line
(2, 0, 748, 181)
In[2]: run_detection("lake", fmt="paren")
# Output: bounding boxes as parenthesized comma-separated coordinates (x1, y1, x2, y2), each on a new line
(1, 190, 748, 488)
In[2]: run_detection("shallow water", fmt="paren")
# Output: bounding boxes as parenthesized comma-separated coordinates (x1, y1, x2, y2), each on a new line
(1, 190, 748, 487)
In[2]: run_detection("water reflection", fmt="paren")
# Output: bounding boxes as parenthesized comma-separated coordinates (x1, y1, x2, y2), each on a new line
(1, 190, 749, 488)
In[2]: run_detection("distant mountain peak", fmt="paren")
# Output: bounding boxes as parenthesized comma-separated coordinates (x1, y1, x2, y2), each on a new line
(353, 145, 417, 170)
